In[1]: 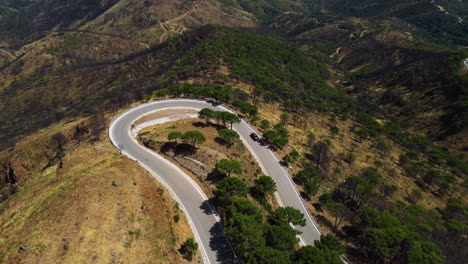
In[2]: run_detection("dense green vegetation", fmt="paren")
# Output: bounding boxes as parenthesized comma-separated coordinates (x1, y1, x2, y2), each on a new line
(177, 79, 467, 263)
(212, 175, 344, 263)
(158, 26, 335, 106)
(318, 187, 466, 264)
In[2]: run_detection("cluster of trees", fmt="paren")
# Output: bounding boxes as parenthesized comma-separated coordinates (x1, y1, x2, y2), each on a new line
(294, 167, 321, 200)
(198, 108, 240, 129)
(215, 159, 242, 177)
(353, 113, 467, 177)
(353, 206, 446, 264)
(217, 129, 240, 147)
(313, 161, 468, 263)
(282, 149, 300, 165)
(171, 74, 467, 264)
(211, 174, 344, 263)
(172, 83, 234, 103)
(145, 26, 466, 264)
(399, 149, 459, 195)
(167, 130, 206, 148)
(28, 26, 462, 264)
(263, 124, 289, 149)
(156, 26, 354, 119)
(232, 100, 258, 117)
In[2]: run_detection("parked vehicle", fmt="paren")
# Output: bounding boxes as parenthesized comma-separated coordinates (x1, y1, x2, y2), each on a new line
(250, 133, 260, 141)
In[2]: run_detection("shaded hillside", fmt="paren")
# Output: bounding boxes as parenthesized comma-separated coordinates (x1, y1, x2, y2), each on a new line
(0, 0, 257, 47)
(303, 0, 468, 45)
(270, 13, 468, 143)
(218, 0, 306, 19)
(0, 25, 329, 150)
(0, 0, 120, 39)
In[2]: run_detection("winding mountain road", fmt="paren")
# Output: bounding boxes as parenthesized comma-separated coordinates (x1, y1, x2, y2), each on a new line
(109, 99, 322, 264)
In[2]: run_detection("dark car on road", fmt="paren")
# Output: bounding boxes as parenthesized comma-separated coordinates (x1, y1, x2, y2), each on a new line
(250, 133, 260, 141)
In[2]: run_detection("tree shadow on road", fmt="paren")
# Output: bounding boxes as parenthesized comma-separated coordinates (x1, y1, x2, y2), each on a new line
(208, 222, 239, 264)
(200, 200, 216, 215)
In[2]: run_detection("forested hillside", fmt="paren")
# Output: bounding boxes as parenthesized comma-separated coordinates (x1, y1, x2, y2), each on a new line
(0, 0, 466, 263)
(0, 25, 331, 150)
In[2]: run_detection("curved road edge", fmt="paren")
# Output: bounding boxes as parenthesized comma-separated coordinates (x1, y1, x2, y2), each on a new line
(108, 99, 326, 263)
(109, 102, 239, 264)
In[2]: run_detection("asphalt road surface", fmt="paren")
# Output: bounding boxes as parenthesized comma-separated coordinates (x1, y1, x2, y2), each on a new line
(109, 99, 322, 264)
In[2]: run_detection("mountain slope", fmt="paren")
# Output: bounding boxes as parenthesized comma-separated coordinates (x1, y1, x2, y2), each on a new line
(0, 25, 329, 150)
(0, 1, 467, 263)
(305, 0, 468, 45)
(270, 12, 468, 145)
(0, 116, 193, 263)
(0, 0, 257, 46)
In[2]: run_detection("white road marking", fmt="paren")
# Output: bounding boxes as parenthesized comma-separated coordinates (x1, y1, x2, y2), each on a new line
(109, 99, 324, 263)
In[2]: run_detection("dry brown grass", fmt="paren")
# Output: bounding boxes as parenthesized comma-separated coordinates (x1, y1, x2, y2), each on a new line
(0, 118, 195, 263)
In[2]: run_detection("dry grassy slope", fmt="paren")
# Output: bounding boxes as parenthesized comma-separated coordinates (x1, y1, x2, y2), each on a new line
(0, 48, 14, 67)
(0, 0, 257, 72)
(0, 31, 149, 89)
(79, 0, 256, 45)
(0, 0, 257, 49)
(0, 117, 195, 263)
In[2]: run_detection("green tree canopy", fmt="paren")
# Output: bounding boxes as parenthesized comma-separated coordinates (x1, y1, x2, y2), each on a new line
(294, 245, 342, 264)
(219, 112, 241, 129)
(330, 126, 339, 137)
(268, 206, 306, 227)
(227, 199, 263, 223)
(315, 234, 345, 255)
(214, 111, 241, 128)
(252, 175, 277, 197)
(294, 166, 319, 186)
(263, 124, 289, 149)
(247, 247, 292, 264)
(167, 131, 183, 143)
(179, 238, 198, 261)
(213, 177, 249, 206)
(198, 108, 215, 125)
(154, 88, 169, 98)
(407, 241, 444, 264)
(225, 213, 265, 255)
(260, 119, 270, 130)
(218, 128, 240, 147)
(304, 180, 320, 200)
(215, 159, 242, 176)
(264, 223, 299, 252)
(182, 130, 206, 148)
